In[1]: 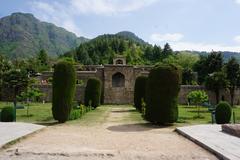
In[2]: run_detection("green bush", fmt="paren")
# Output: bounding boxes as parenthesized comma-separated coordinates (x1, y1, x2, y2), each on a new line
(69, 105, 92, 120)
(134, 76, 147, 111)
(52, 61, 76, 123)
(215, 101, 232, 124)
(84, 78, 102, 108)
(145, 64, 181, 124)
(1, 107, 14, 122)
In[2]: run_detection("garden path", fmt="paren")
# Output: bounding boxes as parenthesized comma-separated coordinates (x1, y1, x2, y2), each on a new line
(0, 105, 217, 160)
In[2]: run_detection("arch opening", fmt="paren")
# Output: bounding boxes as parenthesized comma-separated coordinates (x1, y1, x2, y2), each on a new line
(112, 72, 125, 87)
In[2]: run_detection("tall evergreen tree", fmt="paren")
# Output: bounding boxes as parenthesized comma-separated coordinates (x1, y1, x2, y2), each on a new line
(162, 43, 173, 58)
(225, 57, 240, 106)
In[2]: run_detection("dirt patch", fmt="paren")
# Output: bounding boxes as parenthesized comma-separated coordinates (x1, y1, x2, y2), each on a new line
(0, 105, 218, 160)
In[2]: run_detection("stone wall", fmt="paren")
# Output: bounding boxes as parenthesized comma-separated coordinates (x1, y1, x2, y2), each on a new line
(36, 85, 240, 105)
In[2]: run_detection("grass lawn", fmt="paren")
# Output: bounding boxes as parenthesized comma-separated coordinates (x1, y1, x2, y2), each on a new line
(0, 102, 240, 126)
(0, 102, 54, 124)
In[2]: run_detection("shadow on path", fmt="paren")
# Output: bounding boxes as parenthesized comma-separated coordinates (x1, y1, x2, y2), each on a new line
(107, 123, 171, 132)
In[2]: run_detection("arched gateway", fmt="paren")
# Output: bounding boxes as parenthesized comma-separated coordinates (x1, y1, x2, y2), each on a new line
(39, 56, 151, 104)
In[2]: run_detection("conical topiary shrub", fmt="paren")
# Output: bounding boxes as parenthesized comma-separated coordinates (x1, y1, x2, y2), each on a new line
(145, 64, 181, 124)
(52, 61, 76, 123)
(215, 101, 232, 124)
(134, 76, 147, 112)
(84, 78, 102, 108)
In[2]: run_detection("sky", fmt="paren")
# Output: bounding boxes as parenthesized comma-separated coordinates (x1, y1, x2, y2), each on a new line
(1, 0, 240, 52)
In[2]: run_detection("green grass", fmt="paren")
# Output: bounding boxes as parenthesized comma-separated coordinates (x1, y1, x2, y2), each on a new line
(0, 102, 240, 126)
(178, 105, 240, 126)
(0, 102, 54, 124)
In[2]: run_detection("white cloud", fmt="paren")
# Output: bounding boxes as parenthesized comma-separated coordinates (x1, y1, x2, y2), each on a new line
(234, 35, 240, 43)
(150, 33, 184, 42)
(235, 0, 240, 4)
(169, 41, 240, 52)
(30, 1, 83, 36)
(29, 0, 158, 36)
(70, 0, 158, 15)
(150, 33, 240, 52)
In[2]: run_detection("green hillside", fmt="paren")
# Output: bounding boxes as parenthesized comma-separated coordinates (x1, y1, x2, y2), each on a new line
(0, 12, 88, 58)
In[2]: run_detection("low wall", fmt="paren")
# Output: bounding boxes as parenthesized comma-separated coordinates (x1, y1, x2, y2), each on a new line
(37, 85, 240, 105)
(2, 85, 240, 105)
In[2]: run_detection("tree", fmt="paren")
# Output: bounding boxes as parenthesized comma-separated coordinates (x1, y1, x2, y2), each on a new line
(0, 55, 12, 98)
(38, 49, 48, 66)
(18, 87, 44, 116)
(2, 69, 29, 121)
(194, 52, 223, 84)
(187, 90, 209, 117)
(162, 43, 173, 59)
(145, 64, 181, 124)
(205, 72, 228, 104)
(52, 61, 76, 123)
(225, 57, 240, 106)
(182, 68, 196, 85)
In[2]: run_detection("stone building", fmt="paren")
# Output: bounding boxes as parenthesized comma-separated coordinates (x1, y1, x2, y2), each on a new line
(37, 56, 240, 105)
(39, 56, 151, 104)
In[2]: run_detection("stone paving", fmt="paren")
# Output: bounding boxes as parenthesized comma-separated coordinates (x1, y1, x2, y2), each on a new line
(0, 122, 45, 148)
(176, 124, 240, 160)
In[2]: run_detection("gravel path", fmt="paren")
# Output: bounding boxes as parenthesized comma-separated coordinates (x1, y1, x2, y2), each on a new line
(0, 106, 218, 160)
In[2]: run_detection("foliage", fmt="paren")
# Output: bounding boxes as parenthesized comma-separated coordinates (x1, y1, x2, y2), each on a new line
(145, 64, 181, 124)
(182, 68, 196, 85)
(225, 57, 240, 106)
(84, 78, 102, 108)
(2, 69, 29, 103)
(194, 52, 223, 84)
(215, 101, 232, 124)
(134, 76, 148, 111)
(205, 71, 229, 104)
(0, 55, 12, 98)
(187, 90, 209, 117)
(52, 61, 76, 123)
(69, 105, 92, 120)
(18, 87, 44, 103)
(1, 107, 14, 122)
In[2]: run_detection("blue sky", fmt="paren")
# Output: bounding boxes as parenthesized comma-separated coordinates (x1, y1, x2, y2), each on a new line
(1, 0, 240, 51)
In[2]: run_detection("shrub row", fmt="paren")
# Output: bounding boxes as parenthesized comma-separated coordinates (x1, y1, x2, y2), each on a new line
(69, 104, 92, 120)
(52, 60, 102, 123)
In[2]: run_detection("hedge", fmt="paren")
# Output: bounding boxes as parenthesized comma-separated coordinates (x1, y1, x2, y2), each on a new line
(84, 78, 102, 108)
(52, 61, 76, 123)
(134, 76, 147, 111)
(215, 101, 232, 124)
(145, 64, 181, 124)
(1, 107, 14, 122)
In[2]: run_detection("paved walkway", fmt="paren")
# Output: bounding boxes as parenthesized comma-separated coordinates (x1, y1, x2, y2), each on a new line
(0, 122, 45, 148)
(176, 124, 240, 160)
(0, 106, 217, 160)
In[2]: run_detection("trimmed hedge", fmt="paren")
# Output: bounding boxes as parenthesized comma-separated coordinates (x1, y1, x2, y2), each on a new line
(215, 101, 232, 124)
(134, 76, 147, 111)
(52, 61, 76, 123)
(84, 78, 102, 108)
(145, 64, 181, 124)
(69, 105, 92, 120)
(1, 107, 14, 122)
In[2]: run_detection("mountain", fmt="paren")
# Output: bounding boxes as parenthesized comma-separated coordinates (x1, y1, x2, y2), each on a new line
(116, 31, 148, 45)
(0, 12, 88, 58)
(65, 32, 151, 65)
